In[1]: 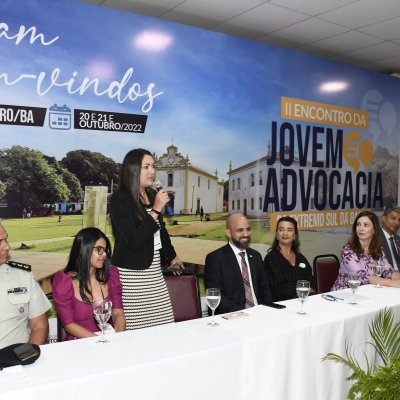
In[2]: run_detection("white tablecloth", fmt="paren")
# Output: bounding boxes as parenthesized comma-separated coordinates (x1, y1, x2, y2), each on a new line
(1, 284, 399, 400)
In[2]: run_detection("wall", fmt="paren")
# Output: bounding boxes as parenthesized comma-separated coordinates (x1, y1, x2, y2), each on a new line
(0, 0, 399, 248)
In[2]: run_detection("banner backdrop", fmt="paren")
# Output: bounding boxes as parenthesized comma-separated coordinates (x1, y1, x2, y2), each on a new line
(0, 0, 399, 232)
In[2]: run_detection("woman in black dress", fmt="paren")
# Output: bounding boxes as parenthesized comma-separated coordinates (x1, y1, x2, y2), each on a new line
(264, 216, 315, 301)
(110, 148, 184, 330)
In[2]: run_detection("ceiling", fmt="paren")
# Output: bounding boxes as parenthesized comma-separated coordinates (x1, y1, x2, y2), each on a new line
(81, 0, 400, 76)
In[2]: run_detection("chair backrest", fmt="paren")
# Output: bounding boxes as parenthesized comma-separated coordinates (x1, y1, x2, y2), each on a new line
(163, 272, 201, 322)
(313, 254, 340, 293)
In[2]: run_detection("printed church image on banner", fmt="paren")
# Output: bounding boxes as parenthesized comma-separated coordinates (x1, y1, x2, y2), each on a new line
(154, 145, 224, 215)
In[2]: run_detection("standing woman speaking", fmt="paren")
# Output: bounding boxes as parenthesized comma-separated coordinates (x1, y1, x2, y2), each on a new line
(110, 148, 184, 330)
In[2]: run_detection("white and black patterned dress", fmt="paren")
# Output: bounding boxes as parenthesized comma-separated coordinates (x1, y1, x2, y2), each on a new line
(117, 208, 174, 330)
(110, 191, 176, 330)
(118, 249, 174, 330)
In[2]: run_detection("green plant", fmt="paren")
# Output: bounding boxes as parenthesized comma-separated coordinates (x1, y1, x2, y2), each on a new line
(323, 308, 400, 399)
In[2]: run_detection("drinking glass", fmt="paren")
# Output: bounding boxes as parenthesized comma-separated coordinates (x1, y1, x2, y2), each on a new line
(347, 273, 361, 305)
(206, 288, 221, 326)
(373, 263, 384, 288)
(93, 299, 112, 343)
(296, 280, 310, 315)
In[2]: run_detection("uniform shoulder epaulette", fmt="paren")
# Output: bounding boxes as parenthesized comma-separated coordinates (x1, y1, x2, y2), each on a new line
(8, 261, 31, 272)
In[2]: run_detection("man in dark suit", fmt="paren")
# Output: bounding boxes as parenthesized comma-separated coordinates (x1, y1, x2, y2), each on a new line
(204, 213, 272, 314)
(379, 204, 400, 271)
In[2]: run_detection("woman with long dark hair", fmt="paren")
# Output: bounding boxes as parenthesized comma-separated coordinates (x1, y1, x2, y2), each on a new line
(264, 216, 315, 301)
(110, 148, 183, 330)
(52, 227, 125, 340)
(331, 210, 400, 290)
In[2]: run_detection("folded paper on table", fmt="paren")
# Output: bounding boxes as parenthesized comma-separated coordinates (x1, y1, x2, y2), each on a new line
(221, 311, 249, 320)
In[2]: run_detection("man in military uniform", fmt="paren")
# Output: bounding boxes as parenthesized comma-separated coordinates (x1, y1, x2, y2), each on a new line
(0, 224, 51, 349)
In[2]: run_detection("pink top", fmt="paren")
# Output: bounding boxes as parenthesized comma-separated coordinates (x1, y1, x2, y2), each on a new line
(52, 266, 123, 341)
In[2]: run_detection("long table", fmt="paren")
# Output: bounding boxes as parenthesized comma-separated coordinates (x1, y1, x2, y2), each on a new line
(1, 284, 400, 400)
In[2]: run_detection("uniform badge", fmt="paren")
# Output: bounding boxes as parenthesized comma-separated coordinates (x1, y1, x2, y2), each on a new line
(7, 287, 28, 294)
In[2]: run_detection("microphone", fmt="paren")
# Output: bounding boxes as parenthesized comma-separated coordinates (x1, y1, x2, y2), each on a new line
(153, 181, 174, 216)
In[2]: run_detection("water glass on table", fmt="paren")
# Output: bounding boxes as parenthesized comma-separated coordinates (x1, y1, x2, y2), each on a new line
(296, 280, 310, 315)
(347, 273, 361, 305)
(93, 299, 112, 343)
(372, 263, 384, 288)
(206, 288, 221, 326)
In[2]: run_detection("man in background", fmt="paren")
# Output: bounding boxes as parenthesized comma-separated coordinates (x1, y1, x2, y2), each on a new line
(379, 204, 400, 271)
(204, 213, 272, 314)
(0, 224, 51, 349)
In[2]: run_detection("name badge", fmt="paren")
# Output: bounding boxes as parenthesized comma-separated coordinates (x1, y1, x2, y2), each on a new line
(7, 287, 28, 294)
(154, 230, 162, 250)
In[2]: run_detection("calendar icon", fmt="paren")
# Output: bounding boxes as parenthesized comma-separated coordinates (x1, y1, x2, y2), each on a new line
(49, 104, 72, 130)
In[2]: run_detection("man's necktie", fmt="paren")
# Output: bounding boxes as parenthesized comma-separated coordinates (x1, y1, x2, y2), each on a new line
(389, 236, 400, 270)
(239, 251, 255, 308)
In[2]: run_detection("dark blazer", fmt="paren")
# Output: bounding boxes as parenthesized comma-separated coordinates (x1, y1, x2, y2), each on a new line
(204, 243, 272, 314)
(379, 227, 400, 270)
(110, 189, 176, 270)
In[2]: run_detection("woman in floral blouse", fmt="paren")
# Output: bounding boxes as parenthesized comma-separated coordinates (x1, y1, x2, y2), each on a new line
(331, 210, 400, 290)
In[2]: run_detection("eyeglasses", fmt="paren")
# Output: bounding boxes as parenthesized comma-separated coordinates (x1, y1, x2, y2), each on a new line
(93, 246, 108, 255)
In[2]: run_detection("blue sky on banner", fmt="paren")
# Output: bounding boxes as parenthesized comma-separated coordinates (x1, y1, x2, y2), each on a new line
(0, 0, 399, 179)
